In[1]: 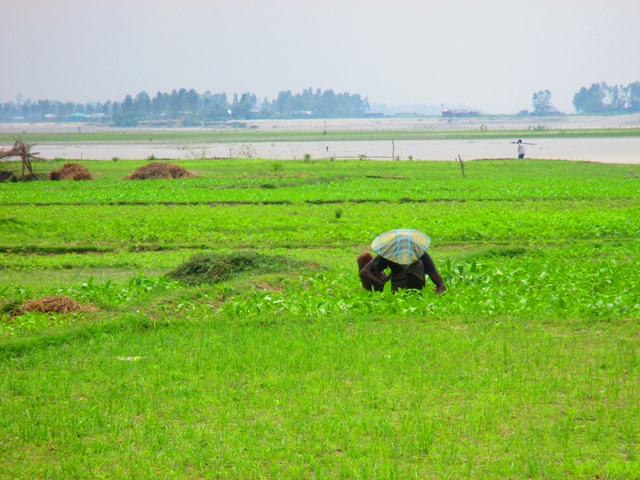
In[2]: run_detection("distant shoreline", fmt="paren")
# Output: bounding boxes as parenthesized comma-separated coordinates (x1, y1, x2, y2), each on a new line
(2, 115, 639, 164)
(1, 113, 639, 135)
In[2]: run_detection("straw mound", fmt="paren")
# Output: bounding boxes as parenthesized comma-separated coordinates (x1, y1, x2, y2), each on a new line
(12, 295, 98, 316)
(49, 163, 94, 181)
(125, 162, 193, 180)
(168, 251, 299, 285)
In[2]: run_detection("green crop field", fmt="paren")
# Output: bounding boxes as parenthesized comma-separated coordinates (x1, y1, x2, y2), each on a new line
(1, 156, 639, 479)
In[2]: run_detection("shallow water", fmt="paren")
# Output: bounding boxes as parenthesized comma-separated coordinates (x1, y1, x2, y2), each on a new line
(31, 137, 640, 164)
(3, 116, 640, 163)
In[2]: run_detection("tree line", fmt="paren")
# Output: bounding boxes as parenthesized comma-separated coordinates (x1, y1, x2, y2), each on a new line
(3, 82, 639, 123)
(0, 88, 370, 125)
(573, 82, 640, 114)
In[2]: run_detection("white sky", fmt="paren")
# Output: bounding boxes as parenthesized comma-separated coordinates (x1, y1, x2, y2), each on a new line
(1, 0, 639, 114)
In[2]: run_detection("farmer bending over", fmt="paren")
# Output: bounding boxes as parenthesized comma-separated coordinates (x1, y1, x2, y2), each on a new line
(358, 251, 446, 294)
(357, 228, 446, 294)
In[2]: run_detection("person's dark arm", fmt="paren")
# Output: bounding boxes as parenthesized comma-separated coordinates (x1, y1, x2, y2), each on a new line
(359, 256, 389, 292)
(421, 252, 446, 294)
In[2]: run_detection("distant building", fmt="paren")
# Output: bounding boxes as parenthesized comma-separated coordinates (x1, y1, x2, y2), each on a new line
(68, 112, 89, 121)
(87, 113, 107, 122)
(441, 108, 479, 118)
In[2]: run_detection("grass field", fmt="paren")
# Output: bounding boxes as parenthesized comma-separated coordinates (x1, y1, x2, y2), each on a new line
(1, 156, 639, 478)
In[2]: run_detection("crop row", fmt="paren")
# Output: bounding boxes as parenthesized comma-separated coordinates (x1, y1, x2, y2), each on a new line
(2, 240, 638, 339)
(0, 199, 637, 252)
(2, 159, 639, 206)
(3, 175, 639, 206)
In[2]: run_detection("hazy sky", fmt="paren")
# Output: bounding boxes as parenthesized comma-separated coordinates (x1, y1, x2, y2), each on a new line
(1, 0, 639, 114)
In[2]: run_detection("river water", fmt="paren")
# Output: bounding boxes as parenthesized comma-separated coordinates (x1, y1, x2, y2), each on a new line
(2, 116, 639, 164)
(28, 137, 640, 164)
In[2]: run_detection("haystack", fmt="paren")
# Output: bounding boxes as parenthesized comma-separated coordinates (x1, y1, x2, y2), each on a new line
(12, 295, 97, 316)
(124, 161, 192, 180)
(49, 163, 94, 181)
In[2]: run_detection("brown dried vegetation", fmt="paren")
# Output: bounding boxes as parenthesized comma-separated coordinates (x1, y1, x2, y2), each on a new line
(49, 163, 94, 181)
(124, 161, 193, 180)
(9, 295, 98, 317)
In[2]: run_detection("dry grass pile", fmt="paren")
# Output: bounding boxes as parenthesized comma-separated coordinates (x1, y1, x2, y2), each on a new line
(49, 163, 94, 181)
(168, 251, 300, 285)
(10, 295, 97, 316)
(124, 162, 193, 180)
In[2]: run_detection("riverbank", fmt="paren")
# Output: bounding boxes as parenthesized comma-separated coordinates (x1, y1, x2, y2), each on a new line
(1, 115, 639, 164)
(1, 113, 639, 134)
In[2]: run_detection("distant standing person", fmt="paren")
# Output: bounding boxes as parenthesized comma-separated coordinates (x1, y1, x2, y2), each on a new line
(517, 139, 525, 159)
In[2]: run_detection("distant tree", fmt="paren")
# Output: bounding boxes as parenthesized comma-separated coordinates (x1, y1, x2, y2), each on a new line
(36, 99, 51, 119)
(573, 84, 605, 113)
(0, 86, 374, 123)
(169, 90, 181, 117)
(231, 92, 257, 119)
(56, 101, 76, 118)
(318, 90, 337, 117)
(121, 95, 135, 114)
(627, 81, 640, 111)
(531, 90, 560, 115)
(103, 101, 113, 116)
(300, 87, 314, 111)
(185, 88, 200, 115)
(85, 102, 97, 115)
(572, 82, 634, 114)
(274, 90, 295, 116)
(135, 91, 151, 119)
(111, 101, 121, 117)
(203, 92, 230, 119)
(21, 99, 34, 116)
(113, 95, 137, 126)
(259, 96, 276, 118)
(151, 91, 170, 117)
